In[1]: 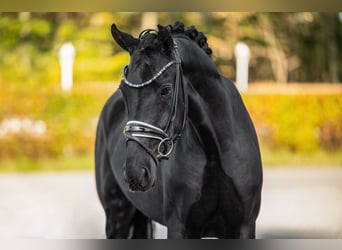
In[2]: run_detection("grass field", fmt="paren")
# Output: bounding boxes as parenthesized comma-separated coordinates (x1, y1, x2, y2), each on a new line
(0, 148, 341, 172)
(0, 156, 94, 172)
(260, 146, 342, 167)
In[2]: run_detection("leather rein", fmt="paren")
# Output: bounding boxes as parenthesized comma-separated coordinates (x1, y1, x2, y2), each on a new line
(122, 40, 187, 165)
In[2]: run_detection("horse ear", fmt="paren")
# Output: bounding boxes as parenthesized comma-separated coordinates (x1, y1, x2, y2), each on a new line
(157, 25, 173, 55)
(111, 24, 138, 53)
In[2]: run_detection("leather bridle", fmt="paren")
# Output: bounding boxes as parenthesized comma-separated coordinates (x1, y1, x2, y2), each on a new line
(122, 40, 187, 165)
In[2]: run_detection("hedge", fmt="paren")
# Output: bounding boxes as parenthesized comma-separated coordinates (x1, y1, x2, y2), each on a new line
(242, 84, 342, 153)
(0, 83, 341, 159)
(0, 83, 115, 158)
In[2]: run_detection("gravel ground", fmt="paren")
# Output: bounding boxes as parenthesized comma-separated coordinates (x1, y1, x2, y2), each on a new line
(0, 167, 341, 239)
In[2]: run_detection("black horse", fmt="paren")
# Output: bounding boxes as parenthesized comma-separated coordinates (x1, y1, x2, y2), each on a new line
(95, 21, 262, 239)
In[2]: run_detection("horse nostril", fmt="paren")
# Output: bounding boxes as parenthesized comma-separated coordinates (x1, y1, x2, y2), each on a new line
(123, 167, 129, 182)
(140, 167, 150, 188)
(142, 167, 150, 179)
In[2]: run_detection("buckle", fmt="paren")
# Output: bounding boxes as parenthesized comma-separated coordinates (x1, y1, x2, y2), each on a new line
(157, 138, 174, 159)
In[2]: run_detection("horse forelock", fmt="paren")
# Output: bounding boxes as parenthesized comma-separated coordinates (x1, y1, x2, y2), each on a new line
(137, 31, 159, 51)
(135, 22, 212, 59)
(127, 21, 218, 82)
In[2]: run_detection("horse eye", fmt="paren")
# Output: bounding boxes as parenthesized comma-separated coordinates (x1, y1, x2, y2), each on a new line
(160, 86, 172, 97)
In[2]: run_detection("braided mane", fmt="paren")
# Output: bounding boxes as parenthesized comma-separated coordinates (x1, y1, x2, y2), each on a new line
(166, 21, 213, 58)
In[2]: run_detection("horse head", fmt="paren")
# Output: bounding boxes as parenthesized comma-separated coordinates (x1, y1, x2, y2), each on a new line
(111, 24, 186, 192)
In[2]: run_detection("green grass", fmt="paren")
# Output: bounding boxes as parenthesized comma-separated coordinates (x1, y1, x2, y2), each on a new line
(0, 155, 94, 172)
(260, 146, 342, 167)
(0, 148, 341, 172)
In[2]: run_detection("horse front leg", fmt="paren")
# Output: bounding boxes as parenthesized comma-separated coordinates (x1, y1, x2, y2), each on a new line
(131, 210, 153, 239)
(165, 213, 186, 239)
(103, 185, 136, 238)
(239, 221, 256, 238)
(167, 225, 186, 239)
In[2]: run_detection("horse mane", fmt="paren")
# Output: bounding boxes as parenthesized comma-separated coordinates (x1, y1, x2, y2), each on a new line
(137, 21, 213, 59)
(137, 21, 218, 78)
(166, 21, 213, 58)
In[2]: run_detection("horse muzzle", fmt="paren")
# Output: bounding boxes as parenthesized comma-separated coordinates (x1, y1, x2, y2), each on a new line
(123, 157, 157, 192)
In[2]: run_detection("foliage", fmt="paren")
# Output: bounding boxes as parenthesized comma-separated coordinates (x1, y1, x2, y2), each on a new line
(0, 12, 133, 85)
(242, 87, 342, 153)
(0, 12, 342, 171)
(0, 83, 118, 159)
(0, 12, 341, 85)
(0, 83, 341, 162)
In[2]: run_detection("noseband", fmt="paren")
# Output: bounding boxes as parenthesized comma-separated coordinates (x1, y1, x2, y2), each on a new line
(122, 40, 187, 164)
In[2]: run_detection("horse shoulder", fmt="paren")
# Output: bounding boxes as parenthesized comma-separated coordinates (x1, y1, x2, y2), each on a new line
(99, 89, 126, 135)
(213, 77, 262, 194)
(95, 89, 127, 188)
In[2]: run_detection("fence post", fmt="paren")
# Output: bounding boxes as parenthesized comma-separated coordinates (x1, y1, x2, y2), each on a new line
(58, 42, 75, 92)
(234, 42, 250, 92)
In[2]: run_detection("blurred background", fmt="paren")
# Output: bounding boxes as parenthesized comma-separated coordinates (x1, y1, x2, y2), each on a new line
(0, 12, 341, 238)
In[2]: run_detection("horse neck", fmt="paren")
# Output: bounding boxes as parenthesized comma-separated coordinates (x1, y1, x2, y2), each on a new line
(177, 37, 224, 108)
(184, 62, 258, 165)
(181, 64, 227, 162)
(178, 44, 238, 159)
(175, 37, 218, 79)
(176, 37, 247, 158)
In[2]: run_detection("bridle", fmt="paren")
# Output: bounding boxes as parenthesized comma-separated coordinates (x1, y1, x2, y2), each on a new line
(122, 39, 187, 165)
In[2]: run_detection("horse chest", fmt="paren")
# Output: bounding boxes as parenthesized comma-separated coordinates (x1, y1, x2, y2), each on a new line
(185, 162, 245, 235)
(118, 158, 207, 225)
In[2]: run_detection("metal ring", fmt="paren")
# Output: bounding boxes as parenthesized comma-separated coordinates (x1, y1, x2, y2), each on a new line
(157, 138, 174, 158)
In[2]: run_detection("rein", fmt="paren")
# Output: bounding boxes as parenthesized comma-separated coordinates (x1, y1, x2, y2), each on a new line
(122, 40, 187, 163)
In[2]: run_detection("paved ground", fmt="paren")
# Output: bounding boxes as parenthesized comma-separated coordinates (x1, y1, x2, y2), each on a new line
(257, 167, 342, 238)
(0, 167, 341, 239)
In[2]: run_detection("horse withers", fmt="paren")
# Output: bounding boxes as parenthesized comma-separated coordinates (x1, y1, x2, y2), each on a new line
(95, 21, 263, 238)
